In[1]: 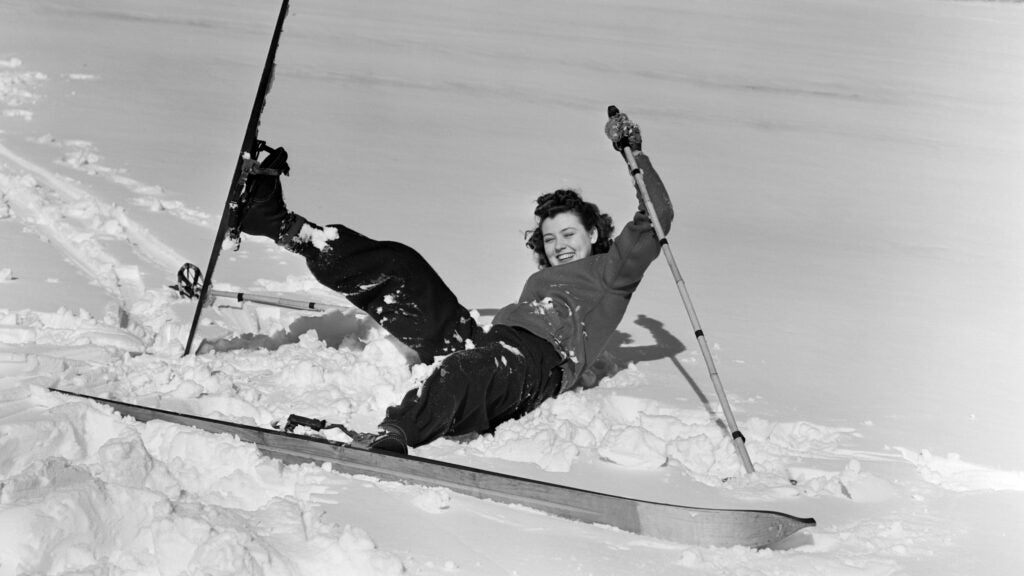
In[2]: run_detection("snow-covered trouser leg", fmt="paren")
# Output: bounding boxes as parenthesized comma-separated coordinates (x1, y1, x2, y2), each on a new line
(281, 219, 480, 363)
(382, 325, 564, 448)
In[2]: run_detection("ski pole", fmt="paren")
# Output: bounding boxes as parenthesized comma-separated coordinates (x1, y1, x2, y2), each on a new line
(173, 263, 340, 313)
(202, 289, 338, 312)
(607, 105, 755, 474)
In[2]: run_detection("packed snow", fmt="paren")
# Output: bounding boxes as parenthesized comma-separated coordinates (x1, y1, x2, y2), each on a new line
(1, 0, 1022, 574)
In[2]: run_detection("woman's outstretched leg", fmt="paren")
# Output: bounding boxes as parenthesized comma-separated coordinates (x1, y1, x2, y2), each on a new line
(238, 146, 478, 362)
(285, 219, 479, 362)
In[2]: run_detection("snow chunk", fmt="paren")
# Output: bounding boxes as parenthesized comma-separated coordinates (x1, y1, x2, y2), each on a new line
(60, 147, 101, 169)
(2, 109, 32, 121)
(411, 486, 453, 513)
(470, 426, 581, 473)
(298, 222, 340, 251)
(597, 426, 667, 469)
(897, 448, 1024, 492)
(0, 59, 45, 110)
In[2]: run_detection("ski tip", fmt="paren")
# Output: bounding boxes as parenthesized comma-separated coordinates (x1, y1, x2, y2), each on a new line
(607, 105, 620, 118)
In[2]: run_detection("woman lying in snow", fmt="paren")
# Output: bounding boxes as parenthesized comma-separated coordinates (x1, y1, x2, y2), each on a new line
(238, 115, 672, 454)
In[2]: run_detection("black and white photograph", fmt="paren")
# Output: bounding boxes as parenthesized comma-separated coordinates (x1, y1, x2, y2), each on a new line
(1, 0, 1021, 574)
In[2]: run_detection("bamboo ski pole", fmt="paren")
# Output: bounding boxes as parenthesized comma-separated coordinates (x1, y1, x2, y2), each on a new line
(204, 289, 339, 312)
(607, 106, 755, 474)
(173, 263, 340, 313)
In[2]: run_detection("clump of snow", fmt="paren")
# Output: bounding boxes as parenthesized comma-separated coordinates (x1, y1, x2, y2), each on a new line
(298, 222, 340, 252)
(598, 425, 669, 469)
(896, 448, 1024, 493)
(0, 308, 144, 353)
(132, 196, 211, 225)
(1, 110, 32, 121)
(73, 322, 413, 432)
(60, 146, 101, 170)
(0, 58, 45, 115)
(410, 486, 453, 513)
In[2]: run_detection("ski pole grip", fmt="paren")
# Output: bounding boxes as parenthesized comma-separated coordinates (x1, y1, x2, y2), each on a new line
(605, 105, 635, 155)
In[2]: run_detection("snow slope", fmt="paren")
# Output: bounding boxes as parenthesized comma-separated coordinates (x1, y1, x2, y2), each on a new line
(1, 0, 1023, 574)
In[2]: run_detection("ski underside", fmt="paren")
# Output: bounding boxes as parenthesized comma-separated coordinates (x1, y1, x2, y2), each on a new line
(52, 388, 815, 548)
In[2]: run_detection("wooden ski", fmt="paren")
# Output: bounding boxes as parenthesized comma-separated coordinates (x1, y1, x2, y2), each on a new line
(183, 0, 290, 355)
(53, 388, 815, 548)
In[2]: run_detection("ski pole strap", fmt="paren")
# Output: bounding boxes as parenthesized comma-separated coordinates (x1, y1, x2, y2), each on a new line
(176, 263, 203, 299)
(732, 430, 747, 442)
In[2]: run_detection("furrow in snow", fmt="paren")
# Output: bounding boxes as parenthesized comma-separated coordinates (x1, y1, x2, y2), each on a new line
(0, 141, 187, 274)
(0, 168, 142, 304)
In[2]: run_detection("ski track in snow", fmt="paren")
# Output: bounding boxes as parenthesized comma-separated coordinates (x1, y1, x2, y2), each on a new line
(6, 139, 191, 273)
(0, 58, 206, 319)
(0, 143, 178, 303)
(45, 136, 213, 225)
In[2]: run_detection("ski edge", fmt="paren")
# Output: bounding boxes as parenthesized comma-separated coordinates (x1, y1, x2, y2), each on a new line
(50, 388, 815, 548)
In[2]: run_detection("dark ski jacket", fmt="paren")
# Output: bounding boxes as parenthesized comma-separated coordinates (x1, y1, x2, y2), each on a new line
(492, 152, 673, 393)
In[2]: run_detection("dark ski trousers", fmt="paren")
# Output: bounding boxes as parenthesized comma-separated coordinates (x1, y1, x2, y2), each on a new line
(289, 222, 564, 447)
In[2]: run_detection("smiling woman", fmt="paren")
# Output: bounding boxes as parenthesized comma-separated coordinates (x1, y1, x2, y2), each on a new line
(234, 112, 672, 454)
(526, 189, 613, 268)
(543, 211, 597, 265)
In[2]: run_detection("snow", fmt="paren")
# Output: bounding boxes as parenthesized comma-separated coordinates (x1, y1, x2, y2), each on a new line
(1, 0, 1023, 574)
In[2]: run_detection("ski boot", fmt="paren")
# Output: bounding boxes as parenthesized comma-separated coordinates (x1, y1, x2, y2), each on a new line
(237, 145, 299, 243)
(348, 424, 409, 455)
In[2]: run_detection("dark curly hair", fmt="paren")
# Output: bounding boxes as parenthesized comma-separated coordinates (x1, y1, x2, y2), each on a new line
(525, 189, 614, 268)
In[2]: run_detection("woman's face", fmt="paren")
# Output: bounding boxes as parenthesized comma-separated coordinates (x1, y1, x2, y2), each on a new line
(540, 211, 598, 267)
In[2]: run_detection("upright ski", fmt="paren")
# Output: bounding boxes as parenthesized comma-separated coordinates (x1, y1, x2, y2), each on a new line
(183, 0, 291, 355)
(52, 388, 816, 548)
